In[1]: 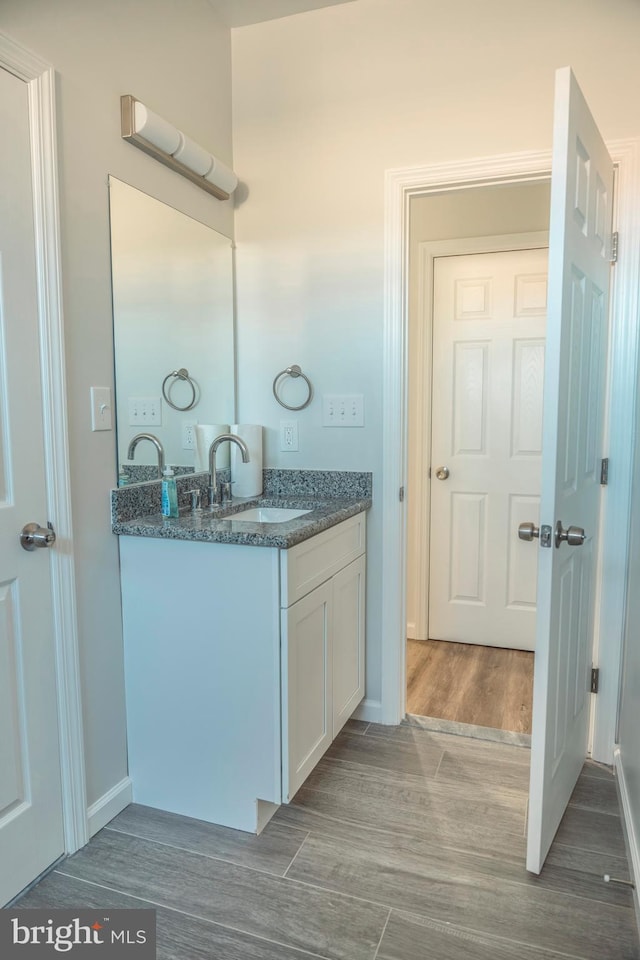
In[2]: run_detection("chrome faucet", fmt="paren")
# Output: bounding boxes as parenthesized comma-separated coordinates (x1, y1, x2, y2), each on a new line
(127, 432, 166, 479)
(208, 434, 249, 505)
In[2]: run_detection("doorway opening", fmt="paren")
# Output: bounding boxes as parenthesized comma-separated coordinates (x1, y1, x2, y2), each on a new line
(405, 179, 551, 738)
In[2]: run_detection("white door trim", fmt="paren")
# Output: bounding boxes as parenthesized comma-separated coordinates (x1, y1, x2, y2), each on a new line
(0, 32, 88, 851)
(382, 141, 640, 762)
(408, 231, 549, 641)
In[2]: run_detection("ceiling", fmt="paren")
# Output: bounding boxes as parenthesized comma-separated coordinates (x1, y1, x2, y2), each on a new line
(207, 0, 357, 28)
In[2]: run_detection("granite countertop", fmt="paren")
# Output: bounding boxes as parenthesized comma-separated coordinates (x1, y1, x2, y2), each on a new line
(112, 495, 371, 548)
(111, 470, 372, 548)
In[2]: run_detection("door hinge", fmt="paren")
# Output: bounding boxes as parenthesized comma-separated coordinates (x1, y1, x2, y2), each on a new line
(399, 486, 405, 502)
(600, 458, 609, 485)
(610, 231, 618, 264)
(590, 667, 600, 694)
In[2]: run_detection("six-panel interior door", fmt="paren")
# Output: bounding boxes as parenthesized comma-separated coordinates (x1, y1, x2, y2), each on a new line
(429, 248, 548, 650)
(0, 66, 65, 904)
(526, 67, 613, 874)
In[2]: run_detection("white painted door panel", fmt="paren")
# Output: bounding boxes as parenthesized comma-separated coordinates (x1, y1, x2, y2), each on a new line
(429, 248, 547, 650)
(282, 581, 332, 800)
(0, 67, 64, 904)
(526, 67, 612, 874)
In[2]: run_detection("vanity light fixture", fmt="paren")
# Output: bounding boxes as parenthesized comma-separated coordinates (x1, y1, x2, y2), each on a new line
(120, 95, 238, 201)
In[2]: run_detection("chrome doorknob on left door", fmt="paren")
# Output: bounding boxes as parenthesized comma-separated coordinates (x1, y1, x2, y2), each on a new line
(20, 521, 56, 551)
(435, 466, 450, 480)
(518, 521, 540, 541)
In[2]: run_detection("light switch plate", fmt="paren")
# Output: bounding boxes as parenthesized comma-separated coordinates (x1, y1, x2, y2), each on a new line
(322, 394, 364, 427)
(128, 396, 162, 426)
(90, 387, 112, 431)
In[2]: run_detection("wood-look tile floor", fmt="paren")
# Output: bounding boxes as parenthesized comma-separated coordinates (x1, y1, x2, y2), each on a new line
(407, 637, 535, 733)
(17, 721, 638, 960)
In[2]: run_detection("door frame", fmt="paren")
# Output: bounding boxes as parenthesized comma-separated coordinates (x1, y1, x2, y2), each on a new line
(407, 231, 549, 643)
(0, 33, 88, 853)
(380, 141, 640, 762)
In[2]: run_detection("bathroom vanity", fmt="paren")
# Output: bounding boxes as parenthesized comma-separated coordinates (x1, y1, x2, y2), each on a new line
(115, 474, 370, 834)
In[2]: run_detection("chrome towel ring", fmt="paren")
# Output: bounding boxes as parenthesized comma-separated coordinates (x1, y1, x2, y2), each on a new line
(162, 368, 198, 411)
(272, 364, 313, 411)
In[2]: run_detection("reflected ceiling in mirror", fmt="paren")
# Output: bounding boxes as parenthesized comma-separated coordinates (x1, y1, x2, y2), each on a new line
(109, 177, 235, 482)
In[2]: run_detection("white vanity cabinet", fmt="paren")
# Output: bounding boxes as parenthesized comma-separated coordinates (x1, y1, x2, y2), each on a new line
(280, 515, 366, 799)
(119, 512, 366, 833)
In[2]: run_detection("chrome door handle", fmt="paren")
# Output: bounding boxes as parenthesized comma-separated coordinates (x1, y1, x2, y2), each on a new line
(20, 521, 56, 551)
(435, 466, 450, 481)
(555, 521, 586, 548)
(518, 521, 540, 542)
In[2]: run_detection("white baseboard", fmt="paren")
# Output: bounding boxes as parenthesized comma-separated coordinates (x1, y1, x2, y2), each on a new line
(613, 748, 640, 935)
(87, 777, 132, 838)
(353, 698, 384, 724)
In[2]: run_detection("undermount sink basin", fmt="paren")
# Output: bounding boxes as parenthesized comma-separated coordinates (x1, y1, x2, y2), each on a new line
(231, 507, 311, 524)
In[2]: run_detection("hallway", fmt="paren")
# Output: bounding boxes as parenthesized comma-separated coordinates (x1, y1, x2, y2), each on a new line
(406, 638, 534, 733)
(17, 721, 638, 959)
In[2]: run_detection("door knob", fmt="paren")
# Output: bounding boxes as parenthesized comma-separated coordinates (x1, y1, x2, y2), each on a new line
(518, 521, 540, 542)
(435, 466, 450, 480)
(555, 521, 586, 548)
(20, 521, 56, 552)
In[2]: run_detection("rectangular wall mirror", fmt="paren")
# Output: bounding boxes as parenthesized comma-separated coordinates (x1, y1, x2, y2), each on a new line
(109, 176, 235, 482)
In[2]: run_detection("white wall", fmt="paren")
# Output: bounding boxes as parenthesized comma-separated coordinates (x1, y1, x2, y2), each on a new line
(231, 0, 640, 713)
(406, 181, 551, 636)
(1, 0, 233, 810)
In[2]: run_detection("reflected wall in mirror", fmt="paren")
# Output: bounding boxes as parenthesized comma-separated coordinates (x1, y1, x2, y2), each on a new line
(109, 177, 235, 481)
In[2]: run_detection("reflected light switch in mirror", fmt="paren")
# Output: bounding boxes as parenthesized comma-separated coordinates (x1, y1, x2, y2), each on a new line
(90, 386, 112, 431)
(128, 396, 162, 426)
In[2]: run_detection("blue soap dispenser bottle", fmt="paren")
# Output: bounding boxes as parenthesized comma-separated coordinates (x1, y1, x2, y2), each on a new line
(161, 466, 179, 518)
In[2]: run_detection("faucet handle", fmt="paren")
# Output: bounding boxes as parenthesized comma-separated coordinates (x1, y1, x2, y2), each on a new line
(187, 488, 202, 511)
(221, 480, 234, 502)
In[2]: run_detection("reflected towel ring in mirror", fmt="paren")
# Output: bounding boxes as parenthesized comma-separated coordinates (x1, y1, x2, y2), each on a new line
(162, 368, 198, 411)
(272, 364, 313, 411)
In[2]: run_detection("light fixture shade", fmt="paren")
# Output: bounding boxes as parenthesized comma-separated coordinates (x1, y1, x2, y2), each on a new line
(133, 101, 180, 155)
(121, 95, 237, 201)
(205, 157, 238, 195)
(172, 132, 213, 177)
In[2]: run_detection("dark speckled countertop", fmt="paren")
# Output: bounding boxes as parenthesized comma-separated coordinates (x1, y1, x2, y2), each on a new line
(113, 496, 370, 548)
(111, 470, 372, 548)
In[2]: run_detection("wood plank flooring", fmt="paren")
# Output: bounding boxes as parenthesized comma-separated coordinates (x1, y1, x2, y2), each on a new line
(16, 721, 638, 960)
(406, 637, 535, 733)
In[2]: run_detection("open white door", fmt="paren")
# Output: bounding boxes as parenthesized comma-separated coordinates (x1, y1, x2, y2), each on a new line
(526, 68, 613, 873)
(0, 66, 65, 903)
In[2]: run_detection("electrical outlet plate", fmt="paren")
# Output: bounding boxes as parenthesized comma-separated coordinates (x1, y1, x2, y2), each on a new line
(322, 394, 364, 427)
(128, 396, 162, 426)
(280, 419, 299, 451)
(182, 421, 197, 450)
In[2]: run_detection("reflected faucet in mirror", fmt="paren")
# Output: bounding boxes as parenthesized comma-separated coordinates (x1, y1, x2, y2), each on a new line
(128, 433, 166, 479)
(209, 435, 249, 505)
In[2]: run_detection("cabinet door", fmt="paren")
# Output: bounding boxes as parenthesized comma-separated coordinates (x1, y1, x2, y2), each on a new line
(282, 581, 332, 800)
(332, 554, 366, 737)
